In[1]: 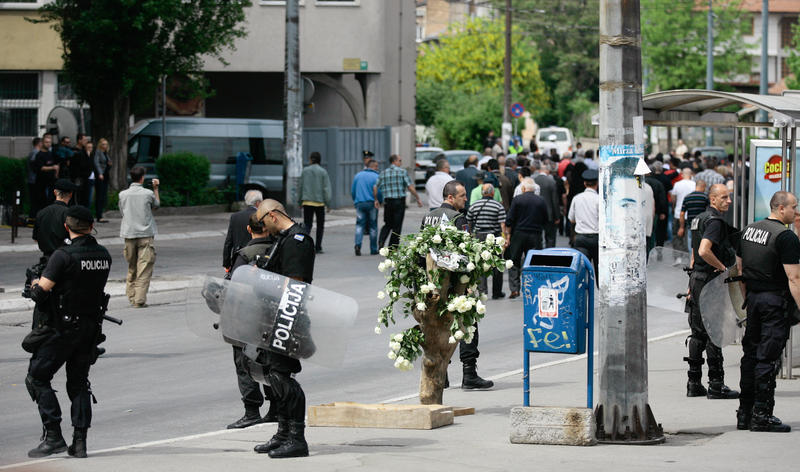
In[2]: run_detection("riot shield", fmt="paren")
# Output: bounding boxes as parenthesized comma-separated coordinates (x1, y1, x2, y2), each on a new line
(646, 247, 691, 314)
(185, 275, 225, 341)
(698, 266, 746, 347)
(220, 265, 358, 368)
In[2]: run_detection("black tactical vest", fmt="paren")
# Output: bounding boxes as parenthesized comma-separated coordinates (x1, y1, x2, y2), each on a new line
(53, 236, 112, 318)
(421, 206, 464, 230)
(690, 209, 736, 273)
(740, 218, 791, 292)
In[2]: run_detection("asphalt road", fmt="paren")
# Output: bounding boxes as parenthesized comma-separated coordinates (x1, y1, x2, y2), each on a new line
(0, 209, 688, 466)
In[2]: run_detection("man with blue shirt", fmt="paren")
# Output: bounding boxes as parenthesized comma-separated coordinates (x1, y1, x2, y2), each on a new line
(352, 159, 381, 256)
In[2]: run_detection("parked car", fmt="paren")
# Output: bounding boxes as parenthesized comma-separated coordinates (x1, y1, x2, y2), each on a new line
(691, 146, 727, 162)
(535, 126, 575, 157)
(415, 146, 445, 184)
(440, 150, 479, 176)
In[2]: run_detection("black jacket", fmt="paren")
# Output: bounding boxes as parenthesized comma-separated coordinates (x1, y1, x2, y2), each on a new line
(223, 206, 257, 268)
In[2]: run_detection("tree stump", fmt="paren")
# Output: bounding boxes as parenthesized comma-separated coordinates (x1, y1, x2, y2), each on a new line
(413, 255, 467, 405)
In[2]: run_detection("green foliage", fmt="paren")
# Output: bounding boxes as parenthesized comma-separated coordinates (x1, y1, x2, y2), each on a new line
(641, 0, 751, 92)
(430, 88, 504, 150)
(155, 152, 210, 197)
(489, 0, 600, 129)
(416, 16, 547, 147)
(107, 189, 120, 211)
(0, 156, 27, 203)
(376, 225, 510, 369)
(787, 20, 800, 90)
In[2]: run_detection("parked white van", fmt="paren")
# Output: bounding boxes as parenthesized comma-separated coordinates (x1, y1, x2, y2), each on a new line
(535, 126, 575, 157)
(127, 117, 284, 197)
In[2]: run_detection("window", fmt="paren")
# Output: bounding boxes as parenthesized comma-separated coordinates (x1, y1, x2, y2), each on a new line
(0, 0, 47, 9)
(0, 72, 39, 136)
(0, 109, 37, 136)
(0, 73, 38, 99)
(781, 16, 797, 49)
(315, 0, 358, 5)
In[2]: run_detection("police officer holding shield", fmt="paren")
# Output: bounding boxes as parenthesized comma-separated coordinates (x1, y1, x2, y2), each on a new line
(685, 184, 739, 399)
(736, 191, 800, 432)
(24, 206, 112, 458)
(251, 199, 314, 458)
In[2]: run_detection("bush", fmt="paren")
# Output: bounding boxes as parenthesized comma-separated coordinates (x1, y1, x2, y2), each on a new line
(0, 155, 27, 204)
(155, 152, 210, 197)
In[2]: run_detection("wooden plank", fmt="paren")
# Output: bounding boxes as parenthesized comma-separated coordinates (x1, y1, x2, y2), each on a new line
(452, 406, 475, 417)
(308, 402, 454, 430)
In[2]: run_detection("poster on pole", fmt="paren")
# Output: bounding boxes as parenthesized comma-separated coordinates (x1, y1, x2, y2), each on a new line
(747, 139, 800, 224)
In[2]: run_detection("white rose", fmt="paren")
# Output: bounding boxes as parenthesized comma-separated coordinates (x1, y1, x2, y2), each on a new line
(506, 259, 514, 269)
(454, 330, 464, 340)
(432, 234, 443, 244)
(416, 302, 426, 311)
(393, 333, 404, 342)
(468, 326, 477, 334)
(460, 274, 470, 284)
(388, 351, 397, 360)
(483, 263, 491, 271)
(403, 359, 413, 370)
(459, 242, 467, 250)
(390, 341, 401, 352)
(420, 284, 431, 294)
(476, 301, 486, 315)
(374, 326, 382, 334)
(486, 233, 495, 244)
(391, 292, 398, 299)
(496, 236, 505, 247)
(379, 248, 389, 257)
(464, 334, 474, 344)
(480, 293, 488, 302)
(447, 303, 456, 312)
(384, 259, 394, 268)
(466, 262, 476, 271)
(481, 250, 491, 261)
(448, 336, 457, 344)
(377, 291, 386, 300)
(416, 236, 423, 242)
(378, 262, 386, 272)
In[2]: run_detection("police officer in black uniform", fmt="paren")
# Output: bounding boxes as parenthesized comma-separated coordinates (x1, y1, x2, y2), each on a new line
(736, 190, 800, 432)
(252, 199, 314, 458)
(226, 212, 279, 429)
(685, 183, 739, 399)
(32, 179, 77, 257)
(421, 181, 493, 390)
(25, 205, 112, 458)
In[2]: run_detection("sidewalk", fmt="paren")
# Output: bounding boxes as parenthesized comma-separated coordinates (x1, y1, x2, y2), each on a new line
(4, 332, 799, 471)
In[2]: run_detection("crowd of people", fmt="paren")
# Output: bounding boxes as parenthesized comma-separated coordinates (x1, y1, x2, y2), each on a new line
(26, 132, 113, 223)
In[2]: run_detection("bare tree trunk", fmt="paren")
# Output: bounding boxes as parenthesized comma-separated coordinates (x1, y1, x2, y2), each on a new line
(90, 94, 131, 191)
(414, 256, 466, 405)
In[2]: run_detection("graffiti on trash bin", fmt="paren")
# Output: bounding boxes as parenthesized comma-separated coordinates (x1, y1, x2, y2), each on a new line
(522, 274, 570, 330)
(526, 328, 572, 350)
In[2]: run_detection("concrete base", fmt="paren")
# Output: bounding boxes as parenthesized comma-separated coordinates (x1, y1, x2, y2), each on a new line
(509, 406, 597, 446)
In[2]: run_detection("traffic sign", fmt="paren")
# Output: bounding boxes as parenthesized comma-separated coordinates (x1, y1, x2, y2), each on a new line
(510, 102, 525, 118)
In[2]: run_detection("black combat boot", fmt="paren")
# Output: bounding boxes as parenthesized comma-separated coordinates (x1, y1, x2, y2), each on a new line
(736, 408, 752, 430)
(751, 381, 790, 432)
(686, 380, 707, 397)
(67, 427, 87, 458)
(684, 353, 706, 397)
(268, 421, 309, 458)
(707, 380, 739, 399)
(254, 417, 289, 453)
(28, 423, 67, 458)
(228, 407, 262, 429)
(462, 362, 493, 390)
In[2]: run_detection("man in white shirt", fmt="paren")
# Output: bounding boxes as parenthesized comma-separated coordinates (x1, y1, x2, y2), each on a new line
(670, 167, 696, 255)
(119, 166, 160, 308)
(425, 159, 454, 210)
(568, 169, 600, 274)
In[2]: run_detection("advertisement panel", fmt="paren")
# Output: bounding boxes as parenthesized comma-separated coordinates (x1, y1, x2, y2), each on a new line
(748, 139, 800, 223)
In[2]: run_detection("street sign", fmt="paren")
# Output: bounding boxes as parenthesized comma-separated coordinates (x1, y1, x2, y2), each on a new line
(510, 102, 525, 118)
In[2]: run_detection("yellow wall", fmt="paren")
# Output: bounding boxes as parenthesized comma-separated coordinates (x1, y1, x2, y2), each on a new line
(0, 11, 63, 70)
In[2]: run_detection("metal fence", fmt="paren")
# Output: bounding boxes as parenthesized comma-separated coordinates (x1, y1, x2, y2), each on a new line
(302, 126, 391, 208)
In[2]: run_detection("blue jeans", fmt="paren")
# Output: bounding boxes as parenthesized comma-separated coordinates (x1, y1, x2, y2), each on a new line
(355, 201, 378, 253)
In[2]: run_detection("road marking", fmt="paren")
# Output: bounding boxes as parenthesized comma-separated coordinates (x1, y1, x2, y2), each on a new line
(0, 327, 692, 469)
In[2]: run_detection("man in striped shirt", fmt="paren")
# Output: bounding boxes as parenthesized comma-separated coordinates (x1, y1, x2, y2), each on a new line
(374, 154, 422, 248)
(467, 183, 507, 299)
(679, 179, 709, 251)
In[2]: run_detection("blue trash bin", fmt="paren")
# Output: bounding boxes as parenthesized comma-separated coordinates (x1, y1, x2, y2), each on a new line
(520, 247, 595, 407)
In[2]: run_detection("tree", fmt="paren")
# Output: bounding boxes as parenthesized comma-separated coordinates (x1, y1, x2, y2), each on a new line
(416, 16, 547, 148)
(786, 20, 800, 90)
(641, 0, 751, 92)
(33, 0, 250, 190)
(488, 0, 600, 131)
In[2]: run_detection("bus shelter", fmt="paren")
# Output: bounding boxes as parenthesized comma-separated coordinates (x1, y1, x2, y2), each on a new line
(642, 89, 800, 376)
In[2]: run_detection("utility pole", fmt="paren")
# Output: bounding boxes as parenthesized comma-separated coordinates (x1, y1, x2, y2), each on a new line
(502, 0, 512, 153)
(759, 0, 769, 124)
(596, 0, 664, 444)
(284, 0, 303, 217)
(706, 0, 714, 146)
